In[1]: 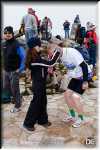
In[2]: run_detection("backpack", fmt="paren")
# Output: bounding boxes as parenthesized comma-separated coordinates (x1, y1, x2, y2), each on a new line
(79, 27, 86, 38)
(71, 44, 90, 63)
(75, 45, 90, 63)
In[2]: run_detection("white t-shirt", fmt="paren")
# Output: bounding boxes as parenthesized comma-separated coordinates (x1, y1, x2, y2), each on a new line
(22, 14, 37, 30)
(61, 47, 84, 79)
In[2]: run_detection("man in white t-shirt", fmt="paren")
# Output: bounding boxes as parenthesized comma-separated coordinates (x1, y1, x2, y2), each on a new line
(61, 47, 92, 127)
(21, 8, 38, 43)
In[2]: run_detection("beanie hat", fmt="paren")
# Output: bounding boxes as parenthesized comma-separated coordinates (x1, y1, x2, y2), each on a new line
(86, 22, 96, 31)
(4, 26, 14, 34)
(27, 37, 41, 49)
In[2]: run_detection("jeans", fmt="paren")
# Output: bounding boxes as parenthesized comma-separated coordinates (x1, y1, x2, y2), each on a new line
(64, 29, 69, 39)
(25, 29, 38, 43)
(88, 45, 97, 67)
(3, 70, 21, 108)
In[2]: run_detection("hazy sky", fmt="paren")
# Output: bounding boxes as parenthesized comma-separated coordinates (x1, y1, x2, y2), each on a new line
(2, 2, 97, 37)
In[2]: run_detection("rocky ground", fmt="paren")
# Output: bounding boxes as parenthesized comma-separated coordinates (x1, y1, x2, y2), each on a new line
(1, 78, 98, 149)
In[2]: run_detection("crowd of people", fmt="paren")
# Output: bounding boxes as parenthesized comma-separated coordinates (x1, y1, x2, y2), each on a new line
(2, 8, 98, 131)
(19, 8, 52, 43)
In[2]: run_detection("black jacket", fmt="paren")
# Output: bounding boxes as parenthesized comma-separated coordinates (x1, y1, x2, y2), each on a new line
(2, 38, 21, 72)
(30, 47, 61, 81)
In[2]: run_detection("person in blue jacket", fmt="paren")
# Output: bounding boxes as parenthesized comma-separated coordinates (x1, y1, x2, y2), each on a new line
(2, 26, 26, 113)
(23, 37, 61, 131)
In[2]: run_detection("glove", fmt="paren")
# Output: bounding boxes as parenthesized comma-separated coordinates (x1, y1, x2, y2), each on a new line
(19, 25, 25, 34)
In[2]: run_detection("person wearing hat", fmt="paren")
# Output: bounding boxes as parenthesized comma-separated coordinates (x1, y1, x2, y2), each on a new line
(30, 9, 41, 36)
(23, 37, 61, 131)
(2, 26, 26, 113)
(20, 8, 38, 43)
(31, 9, 39, 26)
(85, 22, 98, 75)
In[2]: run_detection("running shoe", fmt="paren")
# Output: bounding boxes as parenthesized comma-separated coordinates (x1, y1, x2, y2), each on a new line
(63, 115, 76, 123)
(72, 116, 91, 128)
(10, 107, 21, 113)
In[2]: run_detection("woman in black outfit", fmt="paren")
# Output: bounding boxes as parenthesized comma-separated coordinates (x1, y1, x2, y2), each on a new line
(23, 37, 61, 131)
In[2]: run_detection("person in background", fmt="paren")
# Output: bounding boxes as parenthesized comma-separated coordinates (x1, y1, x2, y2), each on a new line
(20, 8, 38, 43)
(2, 26, 26, 113)
(41, 16, 52, 41)
(85, 22, 98, 69)
(74, 14, 81, 24)
(37, 19, 41, 36)
(23, 37, 61, 131)
(47, 17, 52, 40)
(31, 9, 39, 27)
(31, 9, 41, 37)
(75, 24, 81, 42)
(63, 20, 70, 39)
(84, 22, 98, 87)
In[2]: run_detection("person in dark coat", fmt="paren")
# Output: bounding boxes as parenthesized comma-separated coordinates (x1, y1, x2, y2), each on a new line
(23, 37, 61, 131)
(2, 26, 26, 112)
(63, 20, 70, 39)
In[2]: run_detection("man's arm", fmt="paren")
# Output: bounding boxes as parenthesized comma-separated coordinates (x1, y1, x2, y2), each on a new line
(80, 61, 89, 89)
(79, 61, 88, 81)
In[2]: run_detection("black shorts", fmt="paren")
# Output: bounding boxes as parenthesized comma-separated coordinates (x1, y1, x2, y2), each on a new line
(68, 78, 85, 94)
